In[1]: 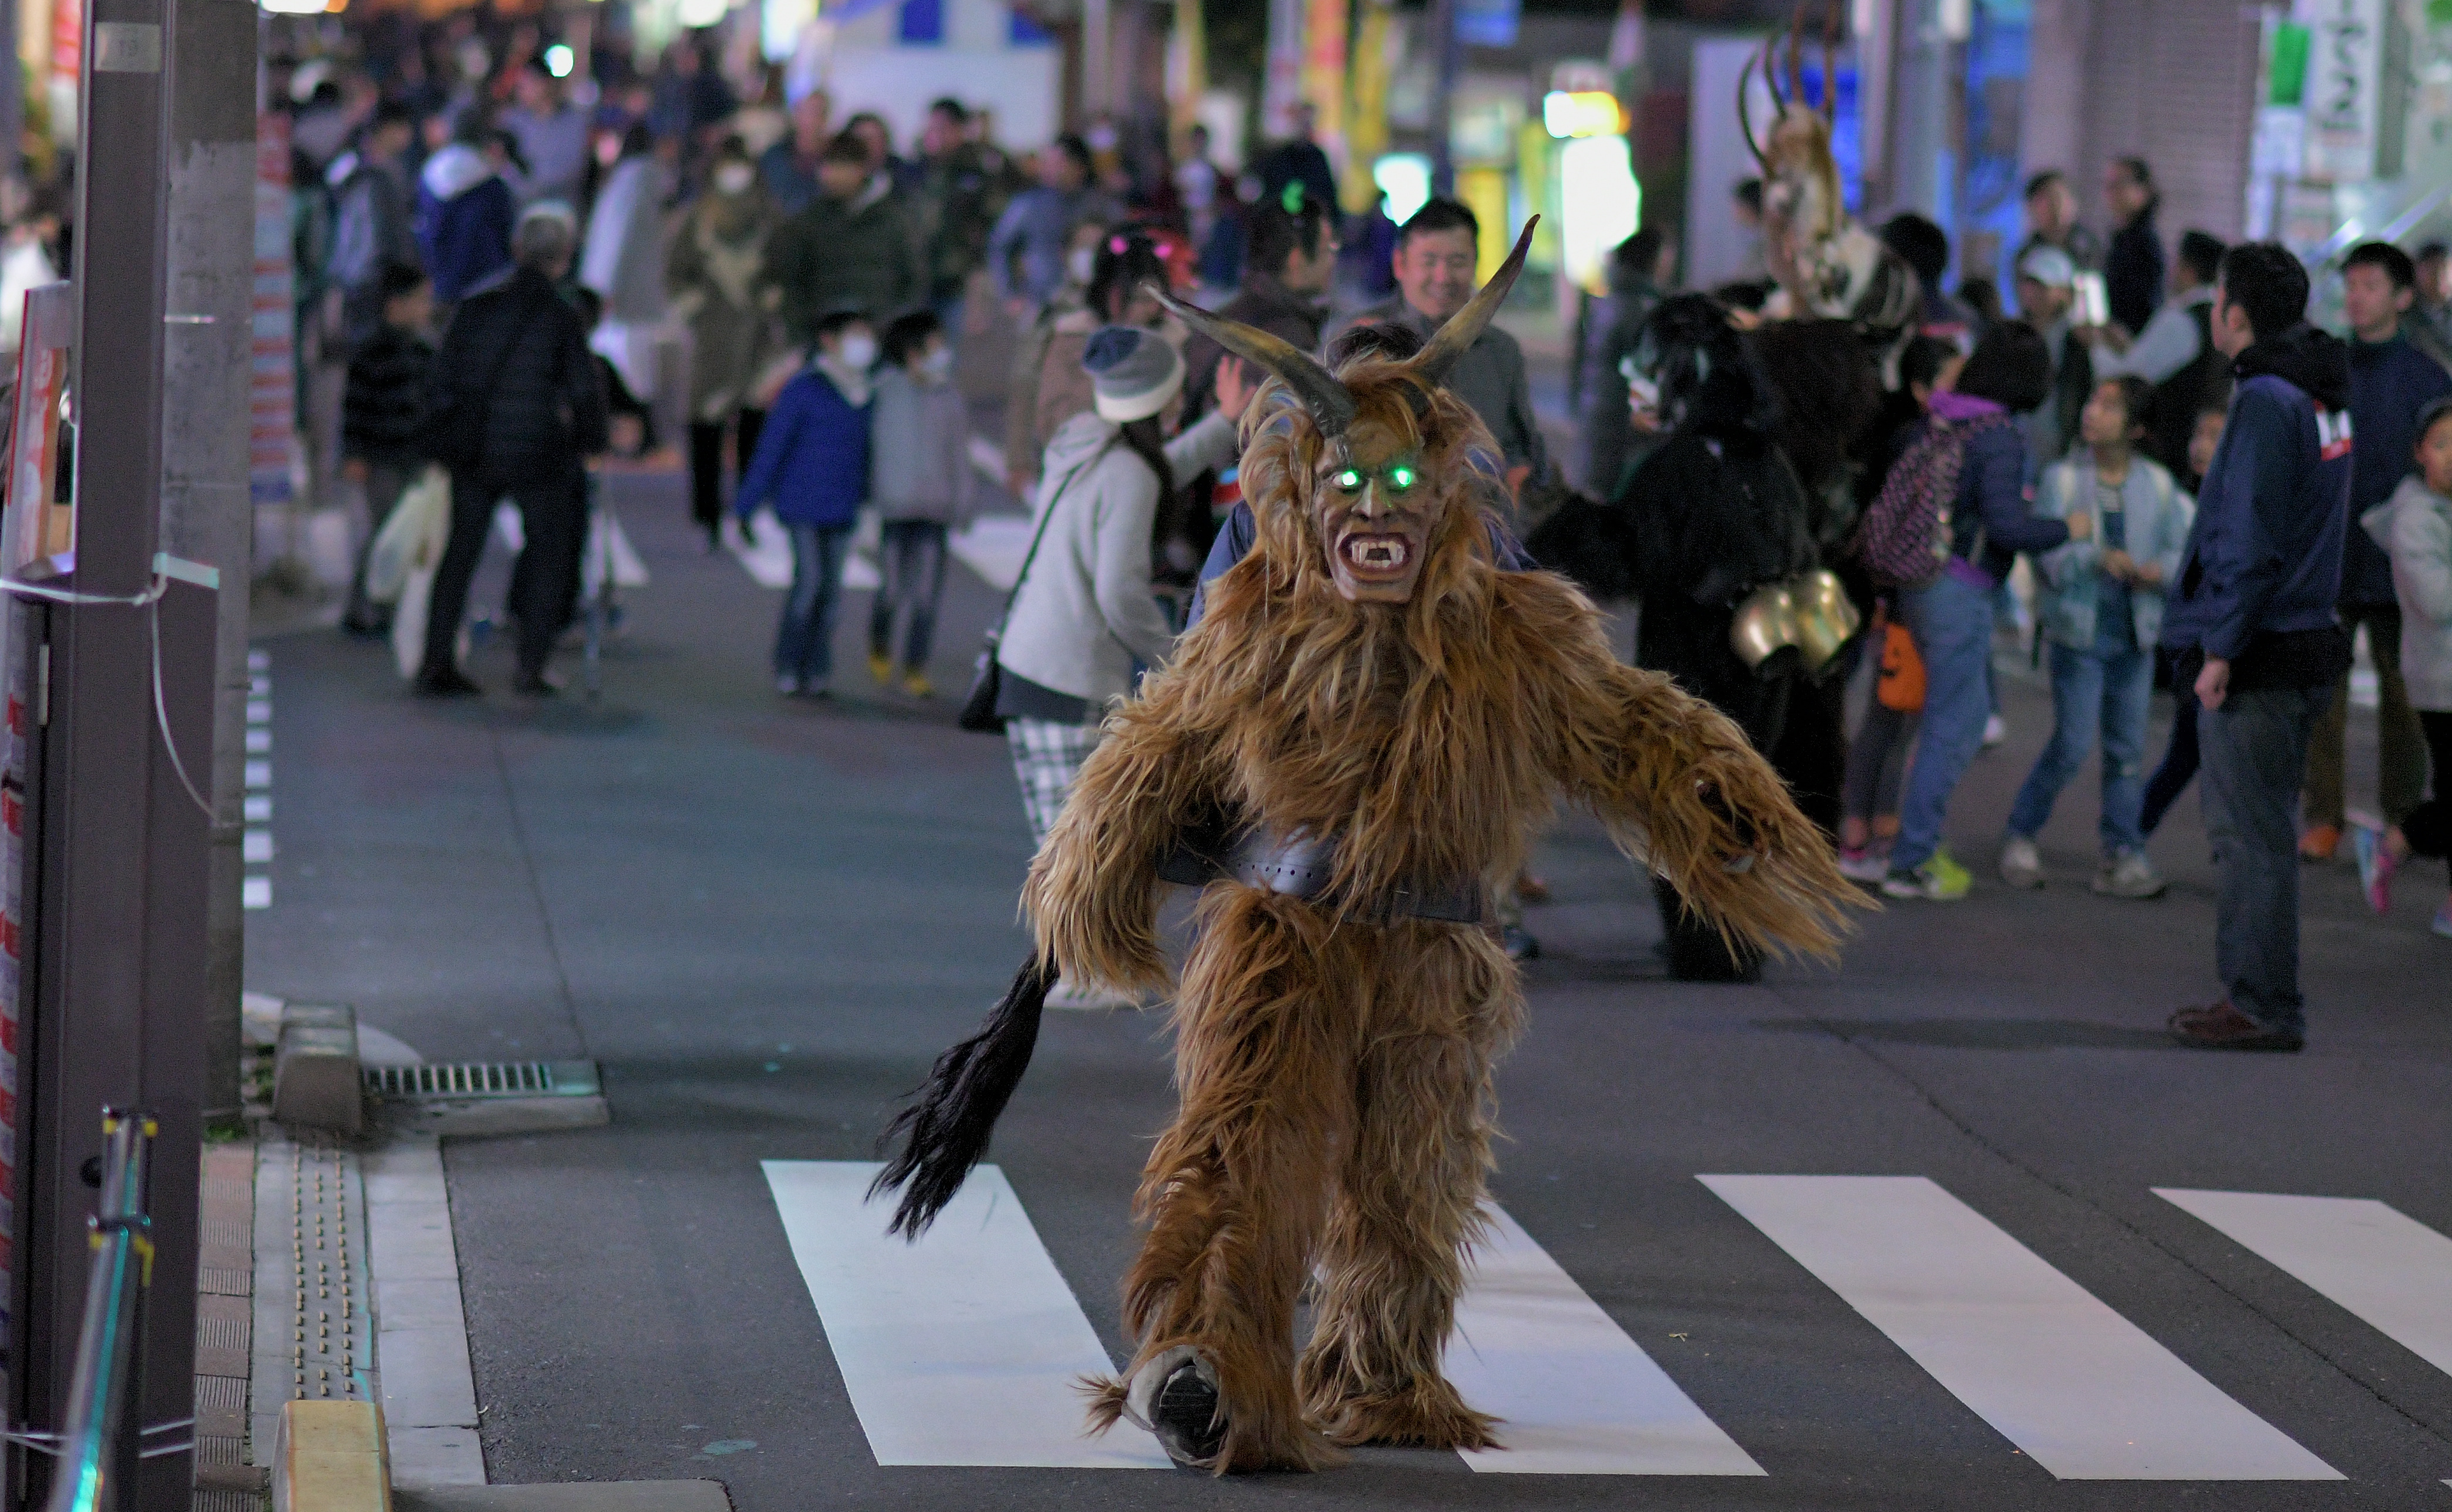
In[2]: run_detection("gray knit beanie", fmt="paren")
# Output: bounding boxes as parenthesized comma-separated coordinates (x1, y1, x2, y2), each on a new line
(1083, 325, 1184, 423)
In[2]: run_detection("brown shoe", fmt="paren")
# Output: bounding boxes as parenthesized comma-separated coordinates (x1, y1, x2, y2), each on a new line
(2299, 823, 2341, 861)
(2168, 1001, 2302, 1053)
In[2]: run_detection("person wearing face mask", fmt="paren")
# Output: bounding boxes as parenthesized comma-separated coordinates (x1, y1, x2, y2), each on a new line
(669, 137, 784, 550)
(735, 309, 879, 699)
(1003, 227, 1162, 493)
(987, 136, 1123, 314)
(865, 311, 976, 696)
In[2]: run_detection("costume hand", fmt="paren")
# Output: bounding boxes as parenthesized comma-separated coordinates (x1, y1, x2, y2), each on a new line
(2065, 510, 2094, 543)
(2100, 548, 2136, 581)
(1214, 356, 1257, 421)
(2195, 655, 2230, 711)
(1505, 463, 1532, 504)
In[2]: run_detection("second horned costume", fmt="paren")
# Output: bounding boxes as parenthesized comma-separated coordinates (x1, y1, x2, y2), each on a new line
(875, 224, 1858, 1473)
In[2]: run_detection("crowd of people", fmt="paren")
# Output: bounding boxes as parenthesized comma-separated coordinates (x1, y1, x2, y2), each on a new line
(264, 18, 2448, 1035)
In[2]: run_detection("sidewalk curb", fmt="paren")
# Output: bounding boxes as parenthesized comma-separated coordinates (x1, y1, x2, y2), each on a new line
(366, 1136, 486, 1488)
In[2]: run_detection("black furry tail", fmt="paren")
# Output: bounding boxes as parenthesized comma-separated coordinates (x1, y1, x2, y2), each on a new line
(869, 952, 1058, 1238)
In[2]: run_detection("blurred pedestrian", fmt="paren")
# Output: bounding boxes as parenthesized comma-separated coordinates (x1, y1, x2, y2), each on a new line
(865, 311, 975, 696)
(767, 133, 922, 348)
(1882, 322, 2085, 901)
(578, 122, 672, 403)
(1252, 103, 1338, 230)
(502, 60, 591, 210)
(736, 310, 876, 698)
(1005, 230, 1166, 494)
(649, 32, 736, 152)
(1578, 225, 1676, 496)
(986, 136, 1118, 314)
(328, 101, 423, 349)
(1183, 189, 1334, 420)
(2014, 244, 2090, 472)
(416, 112, 516, 304)
(758, 88, 830, 215)
(2016, 169, 2102, 274)
(2352, 395, 2452, 937)
(2140, 401, 2231, 841)
(911, 99, 1001, 344)
(2101, 157, 2164, 338)
(1175, 123, 1224, 261)
(841, 111, 915, 193)
(668, 137, 780, 548)
(2087, 230, 2225, 477)
(2164, 244, 2354, 1052)
(1998, 376, 2190, 898)
(1879, 211, 1976, 349)
(2413, 242, 2452, 365)
(994, 328, 1248, 865)
(2296, 242, 2448, 858)
(341, 262, 435, 637)
(417, 208, 609, 698)
(1329, 197, 1545, 498)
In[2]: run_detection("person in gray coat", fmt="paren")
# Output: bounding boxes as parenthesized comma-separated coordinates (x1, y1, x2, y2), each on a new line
(2352, 396, 2452, 934)
(867, 311, 976, 695)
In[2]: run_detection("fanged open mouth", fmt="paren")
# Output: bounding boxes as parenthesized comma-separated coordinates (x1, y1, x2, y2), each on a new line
(1339, 533, 1412, 577)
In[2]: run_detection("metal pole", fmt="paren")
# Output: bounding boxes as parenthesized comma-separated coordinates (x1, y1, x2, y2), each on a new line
(43, 1111, 154, 1512)
(17, 0, 209, 1496)
(158, 0, 258, 1126)
(1426, 0, 1457, 196)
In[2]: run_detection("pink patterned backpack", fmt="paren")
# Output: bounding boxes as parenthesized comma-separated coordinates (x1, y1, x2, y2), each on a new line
(1854, 413, 2010, 588)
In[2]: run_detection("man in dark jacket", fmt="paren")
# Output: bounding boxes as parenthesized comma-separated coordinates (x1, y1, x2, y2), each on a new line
(2101, 156, 2165, 338)
(417, 209, 609, 698)
(328, 102, 423, 349)
(2163, 244, 2355, 1052)
(341, 262, 434, 636)
(1181, 191, 1335, 419)
(2300, 241, 2447, 859)
(911, 99, 1004, 344)
(767, 133, 924, 347)
(414, 114, 516, 306)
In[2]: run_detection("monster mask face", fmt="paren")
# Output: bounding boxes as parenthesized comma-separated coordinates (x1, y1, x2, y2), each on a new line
(1316, 419, 1433, 602)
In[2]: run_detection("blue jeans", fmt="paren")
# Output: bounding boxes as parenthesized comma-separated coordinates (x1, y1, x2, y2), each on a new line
(2006, 637, 2154, 855)
(775, 522, 853, 684)
(1891, 573, 1996, 873)
(2198, 685, 2329, 1035)
(868, 520, 950, 668)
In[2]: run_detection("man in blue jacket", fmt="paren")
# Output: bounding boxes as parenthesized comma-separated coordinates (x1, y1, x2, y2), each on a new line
(2163, 244, 2356, 1052)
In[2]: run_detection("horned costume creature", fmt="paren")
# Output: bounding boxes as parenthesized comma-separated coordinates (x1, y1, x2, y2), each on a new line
(874, 222, 1858, 1473)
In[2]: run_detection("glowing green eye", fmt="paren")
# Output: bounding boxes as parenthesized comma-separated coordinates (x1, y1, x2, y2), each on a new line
(1388, 467, 1416, 491)
(1333, 468, 1364, 491)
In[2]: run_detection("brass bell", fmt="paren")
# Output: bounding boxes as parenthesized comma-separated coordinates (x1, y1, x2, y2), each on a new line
(1789, 569, 1862, 675)
(1729, 583, 1798, 672)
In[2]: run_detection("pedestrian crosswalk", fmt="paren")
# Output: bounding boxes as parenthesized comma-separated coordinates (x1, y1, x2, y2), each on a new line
(763, 1163, 2451, 1481)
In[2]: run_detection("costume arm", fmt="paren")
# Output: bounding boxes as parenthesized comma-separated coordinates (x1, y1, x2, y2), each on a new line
(1022, 688, 1214, 994)
(1520, 581, 1855, 960)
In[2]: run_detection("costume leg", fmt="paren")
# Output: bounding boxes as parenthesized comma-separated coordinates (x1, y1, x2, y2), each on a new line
(1299, 924, 1515, 1449)
(1090, 887, 1353, 1473)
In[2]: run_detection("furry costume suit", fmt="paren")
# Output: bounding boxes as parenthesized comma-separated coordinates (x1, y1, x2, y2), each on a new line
(876, 225, 1857, 1474)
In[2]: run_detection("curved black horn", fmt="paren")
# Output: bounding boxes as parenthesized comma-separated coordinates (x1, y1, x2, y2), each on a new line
(1736, 49, 1770, 170)
(1148, 284, 1356, 436)
(1821, 0, 1843, 123)
(1785, 6, 1808, 114)
(1409, 217, 1538, 390)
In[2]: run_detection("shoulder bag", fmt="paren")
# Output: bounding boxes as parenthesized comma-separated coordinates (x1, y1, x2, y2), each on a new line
(956, 442, 1115, 733)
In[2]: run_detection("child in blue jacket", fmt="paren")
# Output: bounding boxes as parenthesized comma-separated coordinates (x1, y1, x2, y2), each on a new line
(738, 309, 877, 695)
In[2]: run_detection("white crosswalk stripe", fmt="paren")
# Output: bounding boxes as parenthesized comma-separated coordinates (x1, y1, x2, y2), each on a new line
(1701, 1174, 2340, 1480)
(1447, 1203, 1763, 1475)
(763, 1161, 1170, 1469)
(2157, 1188, 2452, 1381)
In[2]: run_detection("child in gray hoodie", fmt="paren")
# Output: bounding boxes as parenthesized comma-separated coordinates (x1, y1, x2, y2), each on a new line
(2354, 393, 2452, 937)
(865, 310, 978, 696)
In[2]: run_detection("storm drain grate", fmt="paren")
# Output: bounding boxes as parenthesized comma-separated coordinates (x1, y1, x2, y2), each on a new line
(362, 1060, 601, 1100)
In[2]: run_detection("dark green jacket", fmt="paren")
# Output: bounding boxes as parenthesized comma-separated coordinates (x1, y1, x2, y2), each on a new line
(767, 177, 924, 345)
(912, 144, 1005, 304)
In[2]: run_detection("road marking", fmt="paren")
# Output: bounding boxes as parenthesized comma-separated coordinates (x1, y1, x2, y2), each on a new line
(1700, 1175, 2339, 1480)
(243, 829, 273, 863)
(244, 726, 271, 753)
(762, 1161, 1169, 1469)
(242, 876, 271, 910)
(2157, 1189, 2452, 1380)
(244, 795, 271, 823)
(1447, 1204, 1763, 1475)
(245, 760, 270, 790)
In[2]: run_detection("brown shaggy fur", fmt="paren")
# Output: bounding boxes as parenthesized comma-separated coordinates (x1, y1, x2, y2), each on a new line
(1025, 358, 1859, 1473)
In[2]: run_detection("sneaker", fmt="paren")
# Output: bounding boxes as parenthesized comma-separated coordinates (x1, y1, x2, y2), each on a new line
(1837, 846, 1889, 884)
(2093, 850, 2167, 899)
(776, 674, 803, 695)
(1998, 835, 2044, 890)
(1982, 712, 2007, 749)
(2168, 1000, 2302, 1052)
(867, 651, 892, 685)
(2299, 823, 2341, 861)
(1884, 848, 1971, 901)
(511, 668, 565, 698)
(2350, 823, 2397, 915)
(2433, 897, 2452, 939)
(903, 670, 935, 698)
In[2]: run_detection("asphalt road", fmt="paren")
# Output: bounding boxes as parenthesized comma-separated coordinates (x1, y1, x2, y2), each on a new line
(248, 463, 2452, 1512)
